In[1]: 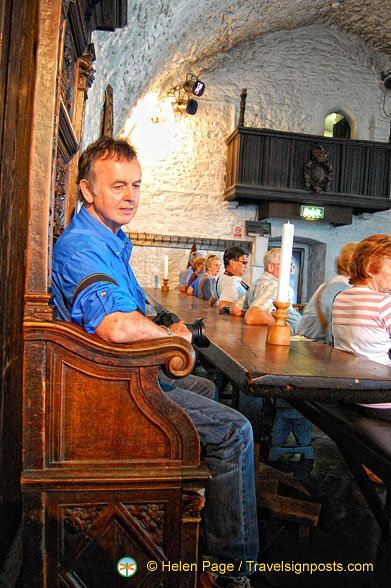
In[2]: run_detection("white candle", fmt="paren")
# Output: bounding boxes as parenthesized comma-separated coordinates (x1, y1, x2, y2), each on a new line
(164, 255, 168, 279)
(276, 222, 294, 302)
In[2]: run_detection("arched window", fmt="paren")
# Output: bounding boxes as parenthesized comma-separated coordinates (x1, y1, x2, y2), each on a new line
(324, 112, 351, 139)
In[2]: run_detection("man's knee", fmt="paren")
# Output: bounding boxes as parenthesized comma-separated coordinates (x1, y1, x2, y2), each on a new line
(179, 374, 217, 400)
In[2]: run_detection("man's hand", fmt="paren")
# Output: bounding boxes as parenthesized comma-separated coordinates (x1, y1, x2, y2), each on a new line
(245, 305, 274, 325)
(170, 321, 192, 344)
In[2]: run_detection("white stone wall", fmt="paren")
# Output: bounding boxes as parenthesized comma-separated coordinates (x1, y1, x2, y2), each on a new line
(83, 23, 391, 294)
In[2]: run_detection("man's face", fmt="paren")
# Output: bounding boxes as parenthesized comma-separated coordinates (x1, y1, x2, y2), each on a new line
(267, 255, 294, 279)
(80, 156, 142, 233)
(267, 255, 280, 279)
(228, 254, 248, 277)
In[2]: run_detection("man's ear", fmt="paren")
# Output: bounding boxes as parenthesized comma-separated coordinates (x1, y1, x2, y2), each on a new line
(79, 179, 94, 204)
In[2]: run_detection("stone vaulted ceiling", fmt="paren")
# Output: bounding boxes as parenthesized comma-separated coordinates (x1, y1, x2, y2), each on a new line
(91, 0, 391, 135)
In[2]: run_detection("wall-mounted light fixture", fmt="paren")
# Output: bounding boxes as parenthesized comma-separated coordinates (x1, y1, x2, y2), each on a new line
(183, 73, 205, 97)
(168, 73, 206, 115)
(173, 92, 198, 115)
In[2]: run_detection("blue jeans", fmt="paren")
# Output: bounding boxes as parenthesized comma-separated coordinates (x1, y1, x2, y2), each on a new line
(158, 369, 217, 400)
(166, 387, 259, 576)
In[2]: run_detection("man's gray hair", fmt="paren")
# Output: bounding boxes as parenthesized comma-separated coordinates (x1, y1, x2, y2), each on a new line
(263, 248, 281, 268)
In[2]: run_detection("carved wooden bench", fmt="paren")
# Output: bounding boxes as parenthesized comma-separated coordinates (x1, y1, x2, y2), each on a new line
(22, 320, 209, 588)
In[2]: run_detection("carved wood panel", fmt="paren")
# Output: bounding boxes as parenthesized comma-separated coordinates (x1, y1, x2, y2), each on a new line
(225, 126, 391, 214)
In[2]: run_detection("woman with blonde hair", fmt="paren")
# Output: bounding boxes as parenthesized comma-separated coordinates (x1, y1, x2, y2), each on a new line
(194, 255, 221, 305)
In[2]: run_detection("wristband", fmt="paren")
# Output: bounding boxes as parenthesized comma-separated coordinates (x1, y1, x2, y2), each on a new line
(163, 326, 174, 337)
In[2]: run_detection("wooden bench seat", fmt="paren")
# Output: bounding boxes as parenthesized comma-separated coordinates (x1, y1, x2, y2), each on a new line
(291, 400, 391, 586)
(22, 319, 209, 588)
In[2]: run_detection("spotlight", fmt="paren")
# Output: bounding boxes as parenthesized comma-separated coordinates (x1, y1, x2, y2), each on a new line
(183, 73, 205, 97)
(173, 97, 198, 115)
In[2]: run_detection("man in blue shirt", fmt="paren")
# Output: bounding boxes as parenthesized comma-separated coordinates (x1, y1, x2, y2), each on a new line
(52, 137, 258, 588)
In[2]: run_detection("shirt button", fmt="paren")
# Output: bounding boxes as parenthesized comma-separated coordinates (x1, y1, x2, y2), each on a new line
(100, 291, 107, 296)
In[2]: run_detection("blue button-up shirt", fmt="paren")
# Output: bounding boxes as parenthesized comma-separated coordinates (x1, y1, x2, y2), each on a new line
(52, 205, 145, 333)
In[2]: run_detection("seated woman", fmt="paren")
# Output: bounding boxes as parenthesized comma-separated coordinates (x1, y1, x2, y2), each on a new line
(192, 255, 221, 305)
(299, 241, 358, 345)
(186, 256, 205, 295)
(332, 234, 391, 420)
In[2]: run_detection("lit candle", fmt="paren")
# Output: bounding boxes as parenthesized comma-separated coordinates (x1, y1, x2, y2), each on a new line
(164, 255, 168, 279)
(276, 222, 294, 302)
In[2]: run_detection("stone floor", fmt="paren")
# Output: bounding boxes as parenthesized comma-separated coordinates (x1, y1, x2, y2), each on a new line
(251, 426, 383, 588)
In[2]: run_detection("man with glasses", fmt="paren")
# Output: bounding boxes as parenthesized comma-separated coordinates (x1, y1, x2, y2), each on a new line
(236, 248, 300, 331)
(216, 246, 249, 316)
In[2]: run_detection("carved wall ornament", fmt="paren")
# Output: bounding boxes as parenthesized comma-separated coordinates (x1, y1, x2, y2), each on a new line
(303, 144, 333, 195)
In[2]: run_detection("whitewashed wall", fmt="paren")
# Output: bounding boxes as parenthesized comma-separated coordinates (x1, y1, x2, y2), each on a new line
(83, 23, 390, 294)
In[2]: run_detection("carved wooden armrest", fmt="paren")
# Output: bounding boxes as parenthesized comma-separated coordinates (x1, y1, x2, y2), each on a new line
(23, 319, 201, 468)
(24, 319, 196, 378)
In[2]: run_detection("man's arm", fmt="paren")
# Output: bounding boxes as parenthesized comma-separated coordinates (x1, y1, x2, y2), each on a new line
(220, 301, 244, 316)
(178, 267, 193, 293)
(218, 299, 232, 312)
(245, 305, 274, 325)
(95, 310, 192, 344)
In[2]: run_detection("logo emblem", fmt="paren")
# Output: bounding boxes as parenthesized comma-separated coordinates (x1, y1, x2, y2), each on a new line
(117, 557, 137, 577)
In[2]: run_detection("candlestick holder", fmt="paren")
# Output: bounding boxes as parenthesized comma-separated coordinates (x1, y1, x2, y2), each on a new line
(266, 301, 291, 346)
(161, 278, 169, 292)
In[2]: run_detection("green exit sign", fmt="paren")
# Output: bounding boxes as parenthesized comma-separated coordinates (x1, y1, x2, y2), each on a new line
(300, 205, 324, 220)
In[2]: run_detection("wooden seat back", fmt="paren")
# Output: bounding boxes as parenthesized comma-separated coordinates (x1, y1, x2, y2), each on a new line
(22, 319, 209, 588)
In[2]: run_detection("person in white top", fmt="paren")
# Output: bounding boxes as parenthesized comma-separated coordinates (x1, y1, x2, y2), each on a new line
(233, 248, 301, 332)
(216, 246, 249, 316)
(332, 234, 391, 417)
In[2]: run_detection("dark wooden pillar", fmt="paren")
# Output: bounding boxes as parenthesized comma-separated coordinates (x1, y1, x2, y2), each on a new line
(0, 0, 38, 566)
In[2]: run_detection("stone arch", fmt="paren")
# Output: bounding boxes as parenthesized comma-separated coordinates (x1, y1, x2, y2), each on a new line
(323, 107, 357, 139)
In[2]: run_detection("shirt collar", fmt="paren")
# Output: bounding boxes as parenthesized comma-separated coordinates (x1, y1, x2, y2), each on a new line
(264, 271, 278, 284)
(77, 205, 133, 260)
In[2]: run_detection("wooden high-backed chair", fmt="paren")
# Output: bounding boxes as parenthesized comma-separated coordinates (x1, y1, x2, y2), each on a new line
(22, 318, 208, 587)
(21, 2, 208, 586)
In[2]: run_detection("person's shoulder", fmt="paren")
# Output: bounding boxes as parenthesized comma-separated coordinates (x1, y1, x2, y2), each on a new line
(53, 222, 106, 265)
(322, 278, 350, 297)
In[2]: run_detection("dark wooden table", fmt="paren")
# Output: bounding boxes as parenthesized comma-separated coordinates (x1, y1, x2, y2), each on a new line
(145, 288, 391, 403)
(146, 288, 391, 578)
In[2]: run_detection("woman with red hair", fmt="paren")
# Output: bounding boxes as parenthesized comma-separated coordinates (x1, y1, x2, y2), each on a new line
(332, 234, 391, 419)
